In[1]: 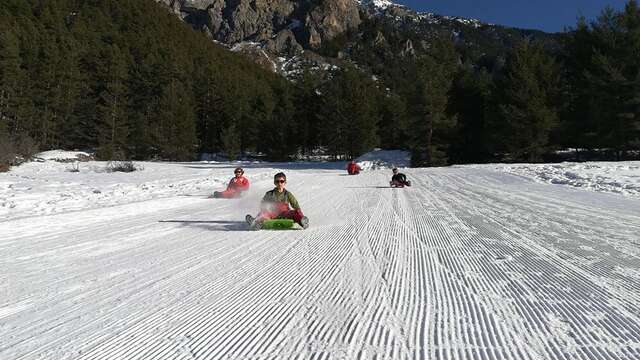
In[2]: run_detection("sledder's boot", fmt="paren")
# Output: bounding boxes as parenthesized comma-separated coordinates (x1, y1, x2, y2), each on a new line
(246, 215, 263, 230)
(246, 214, 261, 230)
(250, 220, 263, 230)
(299, 216, 309, 229)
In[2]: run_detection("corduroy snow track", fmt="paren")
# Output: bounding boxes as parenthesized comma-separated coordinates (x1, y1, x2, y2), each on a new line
(1, 166, 639, 359)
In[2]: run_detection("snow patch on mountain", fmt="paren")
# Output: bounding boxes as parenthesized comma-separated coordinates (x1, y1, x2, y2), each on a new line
(369, 0, 395, 10)
(443, 15, 484, 28)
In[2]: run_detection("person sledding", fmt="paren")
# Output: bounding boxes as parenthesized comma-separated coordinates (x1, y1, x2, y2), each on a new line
(390, 168, 411, 187)
(346, 160, 361, 175)
(212, 167, 250, 198)
(246, 172, 309, 230)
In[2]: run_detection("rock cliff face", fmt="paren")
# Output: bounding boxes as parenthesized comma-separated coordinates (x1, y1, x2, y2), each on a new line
(157, 0, 360, 53)
(157, 0, 556, 76)
(305, 0, 360, 49)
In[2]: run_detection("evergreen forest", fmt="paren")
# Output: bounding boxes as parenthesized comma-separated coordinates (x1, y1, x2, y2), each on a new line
(1, 0, 639, 167)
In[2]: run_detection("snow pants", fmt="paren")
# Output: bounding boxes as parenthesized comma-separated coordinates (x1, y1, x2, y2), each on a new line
(256, 203, 304, 223)
(390, 180, 411, 187)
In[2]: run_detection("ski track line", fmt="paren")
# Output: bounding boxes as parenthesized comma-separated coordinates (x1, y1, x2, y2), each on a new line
(2, 176, 282, 356)
(440, 171, 640, 310)
(77, 174, 358, 358)
(408, 169, 636, 360)
(1, 167, 639, 359)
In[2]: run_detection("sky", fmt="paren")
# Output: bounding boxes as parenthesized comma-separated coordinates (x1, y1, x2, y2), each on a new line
(394, 0, 629, 32)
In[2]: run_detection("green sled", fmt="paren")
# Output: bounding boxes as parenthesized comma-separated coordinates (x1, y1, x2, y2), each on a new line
(262, 219, 295, 230)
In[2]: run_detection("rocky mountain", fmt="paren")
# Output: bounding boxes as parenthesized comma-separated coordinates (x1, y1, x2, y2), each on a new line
(158, 0, 359, 51)
(157, 0, 557, 75)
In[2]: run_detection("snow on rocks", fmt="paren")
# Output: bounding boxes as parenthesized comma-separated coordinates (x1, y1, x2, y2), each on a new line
(355, 148, 410, 170)
(477, 161, 640, 198)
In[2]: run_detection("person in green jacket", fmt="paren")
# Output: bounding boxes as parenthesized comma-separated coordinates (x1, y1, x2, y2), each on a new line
(249, 172, 309, 229)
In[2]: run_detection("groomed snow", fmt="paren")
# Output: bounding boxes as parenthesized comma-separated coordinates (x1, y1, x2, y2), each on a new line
(472, 161, 640, 198)
(1, 156, 639, 359)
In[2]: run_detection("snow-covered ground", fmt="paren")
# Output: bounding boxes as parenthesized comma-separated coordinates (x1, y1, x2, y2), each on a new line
(474, 161, 640, 198)
(33, 150, 93, 162)
(355, 149, 410, 171)
(0, 153, 342, 221)
(1, 155, 640, 359)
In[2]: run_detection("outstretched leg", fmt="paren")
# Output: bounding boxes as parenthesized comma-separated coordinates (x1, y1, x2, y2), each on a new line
(215, 189, 238, 198)
(282, 209, 309, 229)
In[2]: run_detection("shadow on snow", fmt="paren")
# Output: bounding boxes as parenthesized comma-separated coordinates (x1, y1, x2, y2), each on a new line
(159, 220, 247, 231)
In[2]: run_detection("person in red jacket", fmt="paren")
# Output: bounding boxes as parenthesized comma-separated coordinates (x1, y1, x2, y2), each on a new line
(346, 160, 361, 175)
(213, 167, 250, 198)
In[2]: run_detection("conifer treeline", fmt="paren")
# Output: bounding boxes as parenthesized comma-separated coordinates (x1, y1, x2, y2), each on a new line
(1, 0, 639, 165)
(353, 0, 640, 165)
(0, 0, 300, 161)
(459, 0, 640, 164)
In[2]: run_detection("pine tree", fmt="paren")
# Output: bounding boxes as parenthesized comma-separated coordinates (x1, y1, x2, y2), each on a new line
(449, 64, 493, 163)
(260, 83, 295, 161)
(602, 0, 640, 158)
(378, 92, 408, 150)
(0, 28, 27, 136)
(411, 38, 458, 167)
(559, 16, 596, 156)
(494, 40, 561, 162)
(193, 63, 222, 154)
(221, 123, 241, 160)
(562, 1, 640, 159)
(157, 79, 197, 160)
(321, 65, 380, 159)
(292, 67, 323, 155)
(95, 44, 129, 160)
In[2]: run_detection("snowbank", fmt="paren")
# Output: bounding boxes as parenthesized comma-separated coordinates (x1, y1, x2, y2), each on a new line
(475, 161, 640, 198)
(0, 151, 344, 220)
(0, 159, 276, 220)
(35, 150, 93, 162)
(355, 149, 410, 171)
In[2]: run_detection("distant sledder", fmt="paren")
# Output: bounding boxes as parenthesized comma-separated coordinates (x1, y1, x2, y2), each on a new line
(346, 160, 361, 175)
(390, 168, 411, 187)
(212, 167, 250, 198)
(246, 172, 309, 230)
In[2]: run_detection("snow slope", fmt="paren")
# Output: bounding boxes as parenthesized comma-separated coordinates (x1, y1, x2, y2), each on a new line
(1, 162, 639, 359)
(0, 157, 337, 221)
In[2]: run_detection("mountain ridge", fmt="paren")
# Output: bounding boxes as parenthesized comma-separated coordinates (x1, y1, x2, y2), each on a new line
(156, 0, 557, 76)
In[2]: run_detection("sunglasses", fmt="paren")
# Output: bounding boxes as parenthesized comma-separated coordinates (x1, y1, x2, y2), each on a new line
(235, 171, 243, 174)
(275, 179, 286, 183)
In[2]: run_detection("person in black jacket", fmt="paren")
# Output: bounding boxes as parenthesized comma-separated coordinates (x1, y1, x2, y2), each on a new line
(390, 168, 411, 187)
